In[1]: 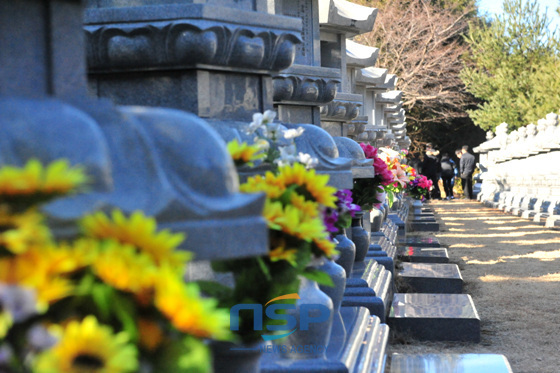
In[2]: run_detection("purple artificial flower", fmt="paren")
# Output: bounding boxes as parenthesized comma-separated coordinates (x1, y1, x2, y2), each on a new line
(322, 208, 340, 233)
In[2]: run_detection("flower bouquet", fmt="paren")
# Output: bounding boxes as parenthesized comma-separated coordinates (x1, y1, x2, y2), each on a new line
(205, 112, 337, 344)
(352, 144, 394, 211)
(406, 174, 433, 200)
(0, 159, 231, 373)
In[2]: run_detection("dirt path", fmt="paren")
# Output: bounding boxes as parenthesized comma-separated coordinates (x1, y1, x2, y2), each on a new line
(388, 200, 560, 373)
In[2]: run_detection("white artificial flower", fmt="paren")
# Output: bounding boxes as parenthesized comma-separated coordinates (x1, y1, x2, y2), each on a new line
(246, 112, 264, 135)
(274, 144, 298, 166)
(297, 152, 318, 169)
(283, 127, 305, 140)
(255, 138, 270, 151)
(263, 121, 282, 141)
(262, 110, 277, 124)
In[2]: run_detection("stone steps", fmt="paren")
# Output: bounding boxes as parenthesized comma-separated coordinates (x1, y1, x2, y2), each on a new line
(343, 260, 393, 321)
(388, 293, 480, 342)
(261, 307, 390, 373)
(389, 353, 513, 373)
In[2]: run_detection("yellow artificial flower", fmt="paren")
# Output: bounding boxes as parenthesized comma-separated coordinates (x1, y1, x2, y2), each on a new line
(81, 210, 188, 271)
(240, 173, 285, 199)
(289, 193, 320, 218)
(154, 267, 231, 340)
(0, 210, 51, 254)
(269, 246, 298, 265)
(0, 251, 74, 310)
(92, 240, 157, 295)
(276, 163, 337, 207)
(34, 316, 138, 373)
(265, 202, 331, 253)
(226, 139, 266, 166)
(0, 159, 87, 198)
(313, 236, 337, 258)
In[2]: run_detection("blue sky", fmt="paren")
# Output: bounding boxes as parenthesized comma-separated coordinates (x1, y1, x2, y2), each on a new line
(477, 0, 560, 33)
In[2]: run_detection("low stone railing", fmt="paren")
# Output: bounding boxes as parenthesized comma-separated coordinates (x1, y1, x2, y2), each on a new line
(474, 113, 560, 227)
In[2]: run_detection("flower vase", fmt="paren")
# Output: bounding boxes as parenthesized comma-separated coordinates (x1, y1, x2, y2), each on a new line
(374, 191, 386, 209)
(412, 199, 423, 216)
(211, 340, 264, 373)
(370, 207, 383, 233)
(351, 211, 370, 262)
(318, 259, 347, 357)
(334, 231, 356, 277)
(280, 270, 334, 360)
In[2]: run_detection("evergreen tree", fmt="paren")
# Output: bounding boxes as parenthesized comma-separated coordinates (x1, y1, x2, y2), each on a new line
(461, 0, 560, 132)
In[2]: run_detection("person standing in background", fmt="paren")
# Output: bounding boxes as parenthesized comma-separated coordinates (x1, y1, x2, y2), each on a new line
(459, 145, 476, 200)
(421, 143, 441, 200)
(440, 153, 455, 200)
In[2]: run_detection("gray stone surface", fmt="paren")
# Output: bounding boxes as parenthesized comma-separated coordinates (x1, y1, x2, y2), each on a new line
(398, 263, 463, 294)
(397, 247, 449, 263)
(390, 354, 513, 373)
(389, 293, 481, 342)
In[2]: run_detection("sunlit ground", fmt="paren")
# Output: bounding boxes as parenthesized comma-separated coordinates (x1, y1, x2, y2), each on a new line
(480, 273, 560, 283)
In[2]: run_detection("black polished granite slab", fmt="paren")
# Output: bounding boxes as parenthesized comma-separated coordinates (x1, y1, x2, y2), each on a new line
(388, 293, 480, 342)
(398, 236, 441, 248)
(397, 247, 449, 263)
(398, 263, 462, 293)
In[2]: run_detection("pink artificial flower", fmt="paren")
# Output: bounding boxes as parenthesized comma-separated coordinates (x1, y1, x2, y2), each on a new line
(359, 143, 378, 159)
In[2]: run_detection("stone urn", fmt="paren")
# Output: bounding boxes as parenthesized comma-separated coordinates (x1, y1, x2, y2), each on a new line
(280, 268, 334, 360)
(351, 211, 370, 262)
(334, 231, 356, 277)
(412, 199, 423, 216)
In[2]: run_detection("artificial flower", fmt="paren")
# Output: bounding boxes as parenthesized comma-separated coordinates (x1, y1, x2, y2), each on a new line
(34, 316, 138, 373)
(276, 163, 337, 207)
(297, 152, 318, 169)
(92, 240, 157, 295)
(154, 267, 231, 340)
(81, 210, 188, 271)
(282, 127, 305, 140)
(240, 173, 286, 199)
(226, 139, 266, 167)
(0, 159, 87, 201)
(0, 209, 51, 254)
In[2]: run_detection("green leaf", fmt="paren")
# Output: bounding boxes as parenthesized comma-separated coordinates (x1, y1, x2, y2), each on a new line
(302, 268, 334, 287)
(112, 292, 138, 342)
(196, 281, 233, 301)
(256, 257, 272, 281)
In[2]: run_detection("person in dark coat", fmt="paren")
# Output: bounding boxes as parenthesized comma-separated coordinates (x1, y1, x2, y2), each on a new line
(440, 153, 455, 200)
(459, 145, 476, 199)
(420, 144, 441, 200)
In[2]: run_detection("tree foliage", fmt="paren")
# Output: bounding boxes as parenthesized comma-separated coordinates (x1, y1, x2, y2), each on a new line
(354, 0, 484, 154)
(460, 0, 560, 132)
